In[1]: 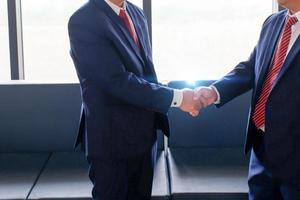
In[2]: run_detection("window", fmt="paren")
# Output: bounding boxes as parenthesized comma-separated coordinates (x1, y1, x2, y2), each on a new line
(22, 0, 87, 82)
(21, 0, 142, 82)
(0, 0, 11, 80)
(153, 0, 273, 81)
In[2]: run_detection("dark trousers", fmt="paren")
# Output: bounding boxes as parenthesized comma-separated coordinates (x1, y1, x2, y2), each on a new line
(87, 142, 157, 200)
(248, 130, 300, 200)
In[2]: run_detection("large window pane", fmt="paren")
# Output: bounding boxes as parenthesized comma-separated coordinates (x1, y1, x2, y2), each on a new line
(153, 0, 273, 81)
(22, 0, 87, 82)
(22, 0, 142, 82)
(0, 0, 10, 80)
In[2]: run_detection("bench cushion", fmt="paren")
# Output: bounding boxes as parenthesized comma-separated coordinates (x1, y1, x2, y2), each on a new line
(152, 151, 169, 200)
(167, 148, 249, 200)
(0, 153, 49, 200)
(29, 151, 169, 199)
(28, 152, 91, 200)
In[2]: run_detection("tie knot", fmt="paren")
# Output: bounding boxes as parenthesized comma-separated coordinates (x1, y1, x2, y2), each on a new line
(119, 9, 127, 17)
(287, 16, 298, 27)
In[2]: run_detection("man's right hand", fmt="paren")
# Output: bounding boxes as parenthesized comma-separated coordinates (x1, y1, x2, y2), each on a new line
(179, 89, 203, 116)
(188, 86, 218, 117)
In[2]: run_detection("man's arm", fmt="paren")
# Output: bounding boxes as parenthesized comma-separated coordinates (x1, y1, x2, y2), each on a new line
(69, 22, 201, 114)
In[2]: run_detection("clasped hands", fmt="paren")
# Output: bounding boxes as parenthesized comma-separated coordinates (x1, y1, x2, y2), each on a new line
(179, 86, 218, 117)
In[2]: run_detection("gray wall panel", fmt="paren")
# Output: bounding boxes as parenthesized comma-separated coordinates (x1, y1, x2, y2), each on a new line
(0, 83, 81, 152)
(168, 81, 252, 148)
(0, 83, 164, 152)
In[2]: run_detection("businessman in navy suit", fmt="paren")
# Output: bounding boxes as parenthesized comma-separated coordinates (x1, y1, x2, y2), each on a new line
(68, 0, 202, 199)
(193, 0, 300, 199)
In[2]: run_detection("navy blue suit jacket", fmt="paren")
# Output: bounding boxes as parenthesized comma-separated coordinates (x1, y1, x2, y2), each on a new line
(68, 0, 173, 159)
(213, 10, 300, 179)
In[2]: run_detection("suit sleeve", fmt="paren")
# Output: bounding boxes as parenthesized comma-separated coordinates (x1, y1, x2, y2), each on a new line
(68, 22, 173, 114)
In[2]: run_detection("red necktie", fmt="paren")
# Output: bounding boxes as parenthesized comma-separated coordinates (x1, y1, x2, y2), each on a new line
(252, 16, 298, 129)
(119, 9, 140, 48)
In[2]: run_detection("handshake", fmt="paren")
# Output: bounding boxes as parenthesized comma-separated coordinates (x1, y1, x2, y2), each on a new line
(179, 86, 218, 117)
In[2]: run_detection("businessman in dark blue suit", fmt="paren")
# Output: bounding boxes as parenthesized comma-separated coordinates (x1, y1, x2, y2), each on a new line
(68, 0, 202, 199)
(193, 0, 300, 199)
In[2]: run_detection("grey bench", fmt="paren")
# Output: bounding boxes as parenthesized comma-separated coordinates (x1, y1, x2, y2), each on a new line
(0, 82, 169, 200)
(0, 81, 253, 200)
(0, 153, 49, 200)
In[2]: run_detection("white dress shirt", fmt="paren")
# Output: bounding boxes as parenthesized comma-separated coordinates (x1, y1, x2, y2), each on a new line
(214, 11, 300, 132)
(104, 0, 182, 108)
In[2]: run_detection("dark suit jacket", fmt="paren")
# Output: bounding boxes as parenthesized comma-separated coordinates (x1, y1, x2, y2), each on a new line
(68, 0, 173, 159)
(213, 10, 300, 180)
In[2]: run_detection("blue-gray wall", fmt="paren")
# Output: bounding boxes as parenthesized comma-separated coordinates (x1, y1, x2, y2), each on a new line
(0, 81, 252, 152)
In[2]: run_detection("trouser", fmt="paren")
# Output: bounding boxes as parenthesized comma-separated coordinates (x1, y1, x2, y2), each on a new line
(87, 142, 157, 200)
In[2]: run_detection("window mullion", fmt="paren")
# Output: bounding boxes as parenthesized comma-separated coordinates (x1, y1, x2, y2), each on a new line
(7, 0, 24, 80)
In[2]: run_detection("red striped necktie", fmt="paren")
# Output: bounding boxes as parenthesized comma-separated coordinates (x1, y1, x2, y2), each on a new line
(119, 9, 140, 48)
(252, 16, 298, 130)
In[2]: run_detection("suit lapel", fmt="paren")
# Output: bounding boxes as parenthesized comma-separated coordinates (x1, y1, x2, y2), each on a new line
(127, 5, 148, 58)
(272, 35, 300, 90)
(252, 12, 286, 104)
(92, 0, 145, 66)
(256, 14, 286, 91)
(127, 3, 159, 81)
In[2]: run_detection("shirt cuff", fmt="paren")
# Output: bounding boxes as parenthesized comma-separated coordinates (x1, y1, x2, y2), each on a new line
(210, 85, 221, 104)
(171, 89, 183, 107)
